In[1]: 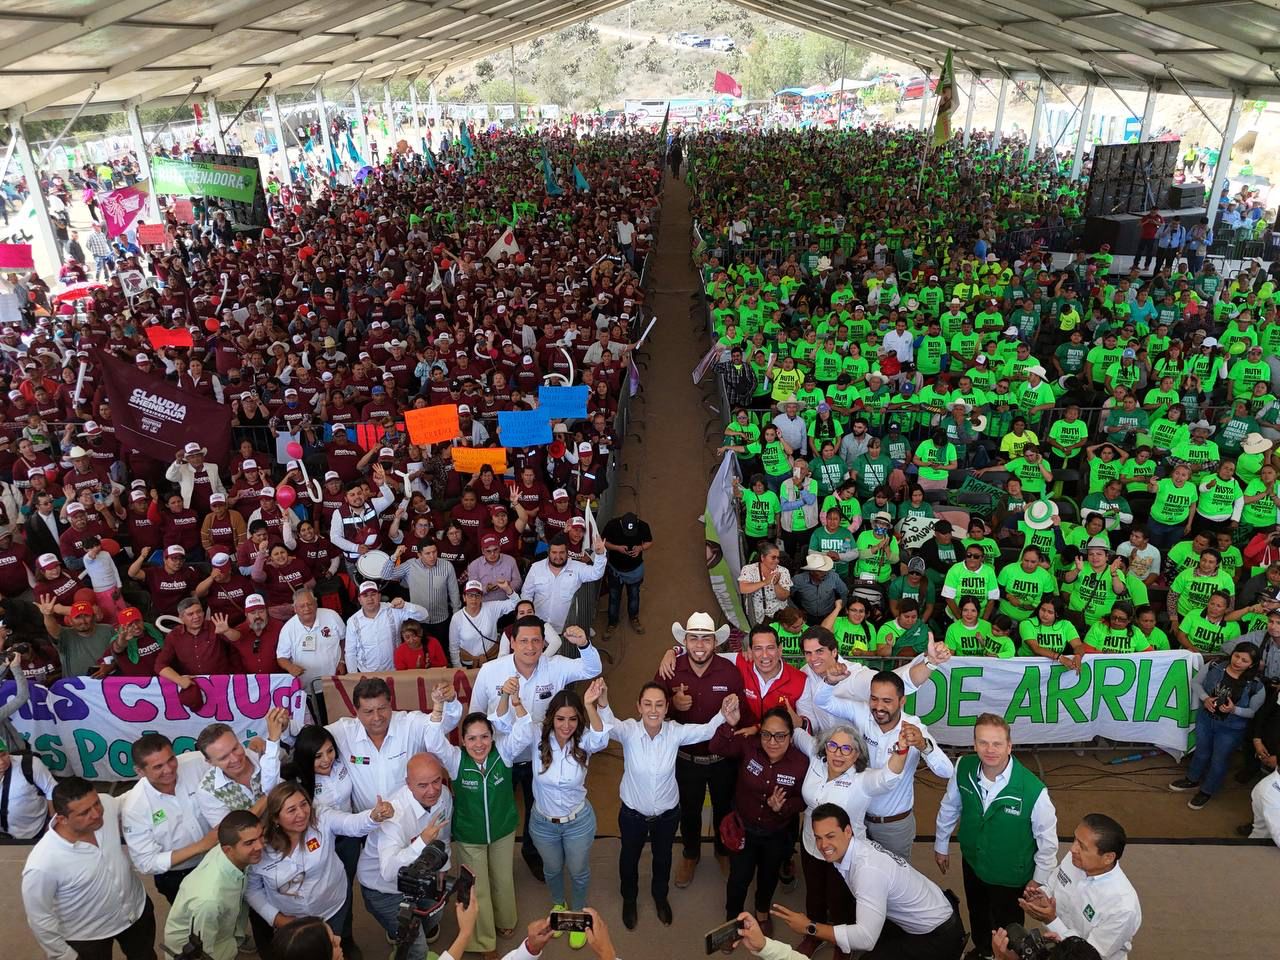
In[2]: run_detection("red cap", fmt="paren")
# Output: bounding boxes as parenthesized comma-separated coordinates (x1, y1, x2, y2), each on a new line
(118, 607, 143, 625)
(67, 601, 95, 620)
(481, 534, 500, 548)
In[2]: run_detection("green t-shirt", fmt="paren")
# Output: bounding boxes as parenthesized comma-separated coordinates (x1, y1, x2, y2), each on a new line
(1017, 618, 1080, 656)
(942, 562, 999, 605)
(996, 564, 1059, 621)
(945, 618, 1010, 657)
(1171, 567, 1235, 618)
(741, 489, 781, 538)
(1082, 622, 1149, 653)
(853, 529, 898, 583)
(1178, 610, 1241, 654)
(914, 439, 956, 482)
(1047, 419, 1088, 458)
(809, 525, 857, 577)
(1150, 477, 1196, 525)
(1066, 566, 1123, 625)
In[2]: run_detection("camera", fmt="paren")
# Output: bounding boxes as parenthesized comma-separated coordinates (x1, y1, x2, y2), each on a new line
(1003, 923, 1054, 960)
(393, 840, 475, 956)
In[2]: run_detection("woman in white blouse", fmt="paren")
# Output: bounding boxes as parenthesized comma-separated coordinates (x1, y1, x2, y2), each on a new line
(246, 781, 393, 955)
(505, 678, 610, 949)
(794, 721, 915, 954)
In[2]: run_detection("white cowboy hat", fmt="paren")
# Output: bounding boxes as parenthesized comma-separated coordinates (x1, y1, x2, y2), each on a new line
(671, 612, 731, 646)
(1242, 433, 1273, 455)
(803, 552, 834, 573)
(816, 256, 833, 272)
(1024, 499, 1059, 530)
(1026, 365, 1048, 379)
(1189, 419, 1216, 435)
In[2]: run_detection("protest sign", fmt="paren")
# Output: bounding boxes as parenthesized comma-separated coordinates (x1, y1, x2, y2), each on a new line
(119, 270, 146, 298)
(151, 155, 259, 203)
(497, 410, 552, 446)
(101, 354, 232, 465)
(136, 223, 169, 247)
(0, 243, 35, 269)
(3, 674, 305, 781)
(906, 652, 1203, 757)
(172, 197, 195, 223)
(322, 668, 477, 721)
(537, 385, 589, 419)
(404, 404, 460, 445)
(452, 446, 508, 474)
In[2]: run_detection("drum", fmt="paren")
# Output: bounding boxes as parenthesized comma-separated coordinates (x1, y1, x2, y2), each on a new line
(356, 549, 393, 582)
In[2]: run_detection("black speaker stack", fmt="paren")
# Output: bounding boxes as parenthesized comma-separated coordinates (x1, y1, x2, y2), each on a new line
(1085, 140, 1181, 216)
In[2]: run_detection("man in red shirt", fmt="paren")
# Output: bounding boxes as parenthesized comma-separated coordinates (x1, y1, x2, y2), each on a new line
(1137, 208, 1163, 271)
(226, 594, 283, 673)
(196, 552, 254, 621)
(157, 597, 236, 707)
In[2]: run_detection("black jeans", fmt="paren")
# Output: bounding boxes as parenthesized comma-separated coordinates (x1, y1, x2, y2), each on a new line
(676, 755, 737, 859)
(618, 803, 680, 902)
(512, 760, 539, 862)
(67, 896, 156, 960)
(866, 909, 965, 960)
(153, 866, 195, 904)
(726, 820, 795, 918)
(962, 858, 1024, 954)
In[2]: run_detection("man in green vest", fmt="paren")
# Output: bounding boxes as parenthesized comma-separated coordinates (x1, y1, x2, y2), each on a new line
(934, 713, 1059, 960)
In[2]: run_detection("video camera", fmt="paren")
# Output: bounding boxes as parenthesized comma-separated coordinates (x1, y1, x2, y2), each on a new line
(392, 840, 475, 959)
(1003, 923, 1101, 960)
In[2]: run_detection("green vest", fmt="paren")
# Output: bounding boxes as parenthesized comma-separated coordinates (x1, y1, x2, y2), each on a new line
(451, 751, 518, 845)
(955, 754, 1046, 887)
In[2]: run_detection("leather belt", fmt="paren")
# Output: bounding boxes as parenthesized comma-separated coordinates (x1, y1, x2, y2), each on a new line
(544, 802, 587, 824)
(865, 810, 912, 824)
(677, 751, 725, 765)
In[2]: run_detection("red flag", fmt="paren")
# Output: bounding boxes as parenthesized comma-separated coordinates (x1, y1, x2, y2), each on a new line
(193, 103, 203, 126)
(714, 71, 742, 98)
(145, 326, 194, 350)
(99, 354, 231, 467)
(0, 244, 34, 269)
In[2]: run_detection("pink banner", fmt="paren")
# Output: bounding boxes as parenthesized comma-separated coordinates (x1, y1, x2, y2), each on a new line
(101, 183, 149, 238)
(0, 243, 34, 269)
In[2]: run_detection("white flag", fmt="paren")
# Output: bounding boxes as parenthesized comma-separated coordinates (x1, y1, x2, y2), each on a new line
(485, 228, 520, 262)
(427, 261, 443, 291)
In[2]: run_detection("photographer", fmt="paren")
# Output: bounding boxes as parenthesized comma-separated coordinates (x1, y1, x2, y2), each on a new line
(1017, 814, 1141, 960)
(992, 929, 1102, 960)
(357, 752, 453, 960)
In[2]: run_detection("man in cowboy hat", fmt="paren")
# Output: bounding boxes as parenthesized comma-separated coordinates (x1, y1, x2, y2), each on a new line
(661, 613, 744, 890)
(792, 552, 847, 623)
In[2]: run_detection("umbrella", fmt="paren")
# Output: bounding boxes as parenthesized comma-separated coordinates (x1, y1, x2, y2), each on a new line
(354, 165, 374, 183)
(53, 282, 107, 303)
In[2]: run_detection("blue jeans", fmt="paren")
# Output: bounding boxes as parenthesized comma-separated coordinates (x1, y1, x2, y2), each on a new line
(608, 562, 644, 625)
(1147, 519, 1187, 558)
(361, 885, 429, 960)
(1188, 710, 1249, 795)
(529, 804, 597, 909)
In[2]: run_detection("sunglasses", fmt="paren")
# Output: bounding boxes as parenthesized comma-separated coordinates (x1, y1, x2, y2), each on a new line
(966, 553, 984, 560)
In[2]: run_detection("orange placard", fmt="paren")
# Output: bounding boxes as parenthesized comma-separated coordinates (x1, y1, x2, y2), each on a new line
(404, 404, 460, 445)
(451, 446, 508, 474)
(136, 223, 169, 247)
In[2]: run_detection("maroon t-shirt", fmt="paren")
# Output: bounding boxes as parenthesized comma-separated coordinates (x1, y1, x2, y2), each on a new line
(206, 573, 255, 620)
(0, 543, 34, 597)
(259, 558, 311, 606)
(33, 572, 81, 608)
(145, 564, 202, 617)
(161, 509, 202, 551)
(228, 618, 284, 673)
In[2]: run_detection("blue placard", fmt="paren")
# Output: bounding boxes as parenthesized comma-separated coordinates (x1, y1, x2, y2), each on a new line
(497, 410, 553, 446)
(537, 384, 589, 419)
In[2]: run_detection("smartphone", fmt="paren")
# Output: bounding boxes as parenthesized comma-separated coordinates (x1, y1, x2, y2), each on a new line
(704, 919, 742, 955)
(453, 866, 475, 907)
(549, 911, 593, 933)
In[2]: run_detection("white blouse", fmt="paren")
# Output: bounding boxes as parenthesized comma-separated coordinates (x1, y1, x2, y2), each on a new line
(506, 713, 611, 819)
(795, 729, 901, 858)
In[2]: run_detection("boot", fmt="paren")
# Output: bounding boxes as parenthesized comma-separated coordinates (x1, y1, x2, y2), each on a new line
(674, 856, 698, 888)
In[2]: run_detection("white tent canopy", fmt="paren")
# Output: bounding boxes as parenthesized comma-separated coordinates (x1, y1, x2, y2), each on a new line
(2, 0, 1280, 121)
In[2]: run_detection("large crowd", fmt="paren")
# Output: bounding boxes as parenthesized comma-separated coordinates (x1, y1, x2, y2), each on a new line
(0, 115, 1272, 960)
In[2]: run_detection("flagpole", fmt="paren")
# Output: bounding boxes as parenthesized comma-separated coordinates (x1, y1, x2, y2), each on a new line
(836, 41, 848, 128)
(915, 69, 943, 202)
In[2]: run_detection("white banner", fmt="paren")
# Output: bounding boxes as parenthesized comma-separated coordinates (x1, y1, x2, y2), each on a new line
(907, 652, 1204, 758)
(705, 452, 748, 631)
(3, 674, 306, 781)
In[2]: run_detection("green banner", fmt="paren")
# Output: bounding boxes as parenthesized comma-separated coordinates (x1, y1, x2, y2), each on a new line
(150, 156, 259, 203)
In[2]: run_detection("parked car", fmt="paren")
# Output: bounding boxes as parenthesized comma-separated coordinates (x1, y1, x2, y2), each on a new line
(691, 36, 712, 48)
(900, 76, 939, 100)
(710, 36, 735, 51)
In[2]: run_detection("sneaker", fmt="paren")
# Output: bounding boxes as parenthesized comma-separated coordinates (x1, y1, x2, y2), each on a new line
(551, 904, 567, 938)
(605, 623, 617, 639)
(569, 931, 588, 950)
(1187, 791, 1212, 810)
(1168, 777, 1199, 792)
(630, 617, 645, 634)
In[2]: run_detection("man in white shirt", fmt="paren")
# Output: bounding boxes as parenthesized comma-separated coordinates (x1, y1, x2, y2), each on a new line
(194, 714, 286, 827)
(471, 617, 601, 880)
(359, 753, 454, 960)
(1247, 768, 1280, 843)
(1018, 814, 1142, 960)
(773, 802, 963, 959)
(450, 578, 521, 666)
(811, 658, 955, 859)
(327, 676, 462, 813)
(934, 714, 1059, 960)
(121, 732, 219, 902)
(520, 533, 607, 632)
(276, 586, 347, 691)
(345, 580, 431, 671)
(22, 777, 155, 960)
(0, 737, 55, 840)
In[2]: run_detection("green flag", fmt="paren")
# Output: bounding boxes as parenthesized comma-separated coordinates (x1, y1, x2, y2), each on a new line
(461, 123, 475, 159)
(932, 50, 955, 148)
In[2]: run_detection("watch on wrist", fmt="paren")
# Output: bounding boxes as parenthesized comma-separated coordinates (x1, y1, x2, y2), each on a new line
(806, 922, 818, 936)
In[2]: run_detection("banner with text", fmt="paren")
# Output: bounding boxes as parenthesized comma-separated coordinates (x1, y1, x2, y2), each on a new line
(101, 353, 232, 466)
(150, 156, 259, 203)
(322, 668, 478, 721)
(2, 674, 305, 780)
(906, 652, 1203, 757)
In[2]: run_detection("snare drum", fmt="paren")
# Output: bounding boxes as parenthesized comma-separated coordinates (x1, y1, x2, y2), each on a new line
(356, 549, 393, 582)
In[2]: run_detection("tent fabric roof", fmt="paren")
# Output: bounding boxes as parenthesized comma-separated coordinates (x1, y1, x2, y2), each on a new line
(2, 0, 1279, 121)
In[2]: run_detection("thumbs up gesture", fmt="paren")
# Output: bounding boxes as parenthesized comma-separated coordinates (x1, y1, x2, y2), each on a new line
(370, 795, 395, 822)
(671, 683, 693, 712)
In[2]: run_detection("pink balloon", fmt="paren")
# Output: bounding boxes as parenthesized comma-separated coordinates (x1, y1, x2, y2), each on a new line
(276, 484, 297, 509)
(285, 441, 304, 460)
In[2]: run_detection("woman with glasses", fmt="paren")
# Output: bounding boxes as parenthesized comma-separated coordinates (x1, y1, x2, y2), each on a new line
(246, 781, 394, 956)
(788, 720, 920, 955)
(711, 702, 808, 930)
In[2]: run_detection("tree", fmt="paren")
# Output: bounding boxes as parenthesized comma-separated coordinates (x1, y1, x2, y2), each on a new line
(799, 35, 870, 84)
(580, 43, 623, 110)
(740, 31, 806, 99)
(475, 59, 495, 82)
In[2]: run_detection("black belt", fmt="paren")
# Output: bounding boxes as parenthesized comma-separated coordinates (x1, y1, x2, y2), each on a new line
(677, 751, 726, 765)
